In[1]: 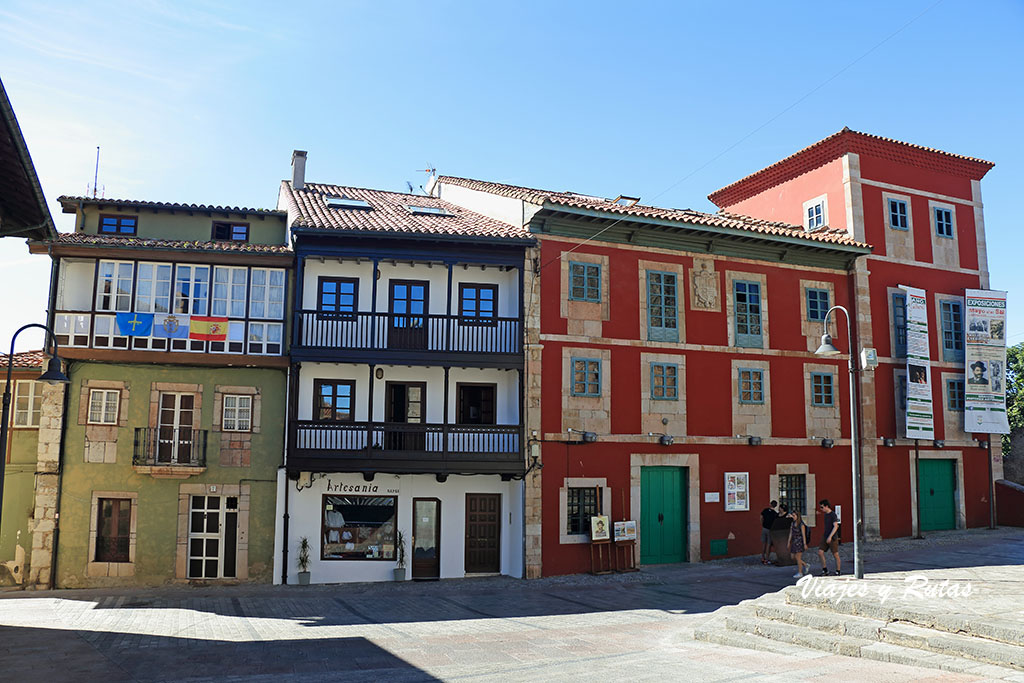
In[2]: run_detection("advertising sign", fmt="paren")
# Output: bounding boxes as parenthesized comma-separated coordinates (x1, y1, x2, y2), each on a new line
(724, 472, 749, 511)
(964, 289, 1010, 434)
(901, 286, 934, 440)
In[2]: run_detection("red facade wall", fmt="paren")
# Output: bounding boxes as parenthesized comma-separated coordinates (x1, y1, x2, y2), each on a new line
(723, 158, 846, 232)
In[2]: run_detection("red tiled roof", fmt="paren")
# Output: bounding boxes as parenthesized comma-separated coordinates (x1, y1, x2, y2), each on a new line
(281, 181, 529, 242)
(46, 232, 292, 254)
(0, 350, 48, 368)
(57, 196, 285, 217)
(437, 176, 869, 249)
(709, 128, 995, 207)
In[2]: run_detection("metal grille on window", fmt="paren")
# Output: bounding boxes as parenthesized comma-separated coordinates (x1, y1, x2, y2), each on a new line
(567, 487, 600, 535)
(778, 475, 806, 516)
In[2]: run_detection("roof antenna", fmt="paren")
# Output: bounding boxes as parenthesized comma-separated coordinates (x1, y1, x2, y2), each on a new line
(91, 146, 100, 198)
(406, 181, 415, 194)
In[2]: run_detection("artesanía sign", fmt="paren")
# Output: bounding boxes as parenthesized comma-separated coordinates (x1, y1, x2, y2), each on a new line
(964, 289, 1010, 434)
(901, 285, 934, 440)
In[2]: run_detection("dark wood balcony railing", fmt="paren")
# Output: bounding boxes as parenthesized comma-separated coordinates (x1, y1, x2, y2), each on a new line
(133, 427, 208, 467)
(294, 421, 522, 459)
(294, 311, 522, 355)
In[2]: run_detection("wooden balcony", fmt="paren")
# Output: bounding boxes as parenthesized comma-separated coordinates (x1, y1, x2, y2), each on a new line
(292, 310, 522, 367)
(289, 421, 524, 476)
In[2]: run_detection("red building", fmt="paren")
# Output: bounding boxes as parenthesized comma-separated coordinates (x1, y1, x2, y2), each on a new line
(430, 128, 997, 577)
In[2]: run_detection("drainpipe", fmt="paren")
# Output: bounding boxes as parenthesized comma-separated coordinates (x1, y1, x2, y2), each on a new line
(49, 360, 71, 589)
(281, 362, 297, 584)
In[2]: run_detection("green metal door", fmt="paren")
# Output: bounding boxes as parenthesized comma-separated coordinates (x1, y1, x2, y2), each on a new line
(918, 459, 956, 531)
(640, 466, 688, 564)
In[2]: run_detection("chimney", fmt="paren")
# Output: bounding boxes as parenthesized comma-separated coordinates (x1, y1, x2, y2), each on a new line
(291, 150, 307, 190)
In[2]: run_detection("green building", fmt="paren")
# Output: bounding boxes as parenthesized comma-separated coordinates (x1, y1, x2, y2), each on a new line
(23, 197, 292, 587)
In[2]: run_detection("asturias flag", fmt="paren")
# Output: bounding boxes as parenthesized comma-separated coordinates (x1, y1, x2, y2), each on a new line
(115, 312, 154, 337)
(189, 316, 229, 341)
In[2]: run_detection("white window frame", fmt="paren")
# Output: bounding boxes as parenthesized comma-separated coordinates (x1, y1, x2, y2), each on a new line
(173, 264, 211, 316)
(802, 195, 828, 231)
(88, 388, 121, 425)
(95, 260, 135, 312)
(249, 268, 286, 320)
(222, 394, 252, 432)
(12, 380, 42, 427)
(247, 321, 284, 355)
(134, 262, 173, 314)
(187, 494, 237, 579)
(212, 266, 248, 318)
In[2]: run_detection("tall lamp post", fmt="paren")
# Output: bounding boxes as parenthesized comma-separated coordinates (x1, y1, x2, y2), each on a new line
(0, 324, 70, 533)
(814, 306, 864, 580)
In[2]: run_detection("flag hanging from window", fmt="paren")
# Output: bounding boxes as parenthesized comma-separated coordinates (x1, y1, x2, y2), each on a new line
(189, 316, 229, 341)
(152, 314, 190, 339)
(114, 312, 154, 337)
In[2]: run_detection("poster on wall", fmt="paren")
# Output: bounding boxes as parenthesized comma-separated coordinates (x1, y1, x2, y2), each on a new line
(724, 472, 749, 511)
(964, 289, 1011, 434)
(613, 520, 637, 542)
(900, 285, 935, 440)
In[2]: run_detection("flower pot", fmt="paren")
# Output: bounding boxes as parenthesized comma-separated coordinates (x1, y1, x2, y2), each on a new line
(393, 567, 406, 582)
(297, 571, 311, 585)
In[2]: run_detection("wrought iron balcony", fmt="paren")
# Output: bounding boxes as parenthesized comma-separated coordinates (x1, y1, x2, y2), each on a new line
(292, 310, 522, 364)
(290, 421, 523, 475)
(133, 427, 208, 467)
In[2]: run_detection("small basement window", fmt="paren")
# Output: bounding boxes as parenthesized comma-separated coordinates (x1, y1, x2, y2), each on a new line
(326, 196, 372, 210)
(407, 205, 453, 216)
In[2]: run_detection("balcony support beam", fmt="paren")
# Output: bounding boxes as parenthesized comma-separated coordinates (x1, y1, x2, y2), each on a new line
(443, 366, 450, 459)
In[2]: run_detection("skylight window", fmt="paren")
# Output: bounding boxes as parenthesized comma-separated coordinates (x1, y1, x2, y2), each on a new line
(407, 205, 453, 216)
(613, 195, 640, 207)
(326, 196, 372, 210)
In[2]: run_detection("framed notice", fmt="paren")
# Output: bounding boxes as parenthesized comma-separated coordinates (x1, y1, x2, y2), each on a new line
(613, 520, 637, 542)
(724, 472, 749, 512)
(590, 515, 610, 541)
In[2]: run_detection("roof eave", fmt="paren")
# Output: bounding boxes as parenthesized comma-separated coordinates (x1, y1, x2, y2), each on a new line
(290, 225, 535, 246)
(0, 79, 56, 240)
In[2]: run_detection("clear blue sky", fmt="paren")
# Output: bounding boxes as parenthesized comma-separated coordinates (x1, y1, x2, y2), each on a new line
(1, 0, 1022, 351)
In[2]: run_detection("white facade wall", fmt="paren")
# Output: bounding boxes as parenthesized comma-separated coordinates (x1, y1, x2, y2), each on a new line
(273, 471, 524, 584)
(57, 258, 96, 311)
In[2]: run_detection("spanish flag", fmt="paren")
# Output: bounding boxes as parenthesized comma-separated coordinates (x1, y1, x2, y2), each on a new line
(189, 316, 229, 341)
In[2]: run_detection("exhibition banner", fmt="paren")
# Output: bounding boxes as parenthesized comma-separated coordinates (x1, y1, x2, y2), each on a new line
(964, 289, 1010, 434)
(901, 285, 934, 440)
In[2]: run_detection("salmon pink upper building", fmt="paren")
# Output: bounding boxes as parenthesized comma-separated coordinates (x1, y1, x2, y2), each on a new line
(432, 127, 999, 577)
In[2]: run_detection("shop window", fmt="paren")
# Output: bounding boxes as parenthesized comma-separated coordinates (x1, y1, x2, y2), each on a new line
(322, 495, 397, 560)
(566, 486, 601, 536)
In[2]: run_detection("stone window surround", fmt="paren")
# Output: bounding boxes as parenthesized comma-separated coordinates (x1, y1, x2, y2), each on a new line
(79, 379, 130, 465)
(78, 380, 131, 427)
(894, 368, 908, 436)
(629, 453, 701, 562)
(638, 259, 686, 343)
(640, 352, 686, 438)
(885, 286, 908, 361)
(149, 382, 203, 429)
(725, 270, 769, 348)
(929, 199, 961, 270)
(561, 346, 612, 435)
(802, 194, 829, 230)
(769, 464, 816, 528)
(929, 200, 957, 239)
(11, 379, 42, 428)
(908, 451, 966, 533)
(940, 371, 969, 444)
(559, 251, 610, 338)
(86, 490, 138, 578)
(87, 388, 121, 425)
(559, 477, 612, 545)
(212, 385, 262, 434)
(804, 362, 841, 439)
(934, 293, 965, 363)
(176, 482, 250, 580)
(731, 358, 771, 438)
(882, 191, 915, 261)
(799, 279, 837, 353)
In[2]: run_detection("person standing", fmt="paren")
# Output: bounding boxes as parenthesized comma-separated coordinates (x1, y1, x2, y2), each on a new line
(817, 499, 841, 575)
(760, 500, 778, 564)
(788, 510, 809, 578)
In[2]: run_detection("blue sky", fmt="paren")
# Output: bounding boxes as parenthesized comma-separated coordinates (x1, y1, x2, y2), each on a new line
(1, 0, 1022, 351)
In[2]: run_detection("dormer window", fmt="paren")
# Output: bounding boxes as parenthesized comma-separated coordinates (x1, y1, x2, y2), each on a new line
(802, 195, 828, 231)
(407, 205, 453, 216)
(326, 196, 372, 210)
(212, 221, 249, 242)
(99, 214, 138, 235)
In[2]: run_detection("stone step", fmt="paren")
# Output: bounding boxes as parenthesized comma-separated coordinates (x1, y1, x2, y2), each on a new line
(879, 621, 1024, 672)
(713, 611, 1024, 681)
(783, 585, 1023, 648)
(753, 600, 889, 641)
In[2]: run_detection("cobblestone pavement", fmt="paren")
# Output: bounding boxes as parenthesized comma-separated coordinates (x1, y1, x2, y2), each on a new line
(1, 527, 1020, 682)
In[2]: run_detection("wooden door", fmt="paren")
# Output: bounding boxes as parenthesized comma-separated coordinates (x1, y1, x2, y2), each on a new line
(412, 498, 441, 579)
(157, 392, 194, 463)
(384, 382, 426, 451)
(640, 466, 688, 564)
(465, 493, 501, 573)
(388, 280, 429, 350)
(919, 459, 956, 531)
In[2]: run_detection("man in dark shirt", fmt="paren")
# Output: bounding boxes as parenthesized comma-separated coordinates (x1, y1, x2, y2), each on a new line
(760, 500, 778, 564)
(817, 499, 841, 575)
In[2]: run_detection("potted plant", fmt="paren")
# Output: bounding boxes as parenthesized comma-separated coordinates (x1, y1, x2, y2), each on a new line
(393, 530, 407, 581)
(296, 536, 312, 585)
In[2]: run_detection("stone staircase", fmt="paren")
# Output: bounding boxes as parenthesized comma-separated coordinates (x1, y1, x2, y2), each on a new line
(694, 585, 1024, 681)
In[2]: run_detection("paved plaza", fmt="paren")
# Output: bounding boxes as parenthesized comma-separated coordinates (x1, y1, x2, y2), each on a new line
(1, 527, 1021, 681)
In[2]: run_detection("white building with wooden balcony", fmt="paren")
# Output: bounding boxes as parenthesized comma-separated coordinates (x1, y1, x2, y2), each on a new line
(274, 152, 532, 584)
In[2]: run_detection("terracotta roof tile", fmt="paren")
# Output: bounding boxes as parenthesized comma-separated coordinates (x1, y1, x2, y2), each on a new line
(0, 350, 48, 368)
(437, 176, 869, 249)
(49, 232, 292, 254)
(57, 196, 285, 217)
(281, 181, 529, 242)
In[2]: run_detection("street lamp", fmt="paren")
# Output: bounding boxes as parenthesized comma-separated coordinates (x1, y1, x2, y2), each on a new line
(0, 324, 70, 534)
(814, 306, 864, 580)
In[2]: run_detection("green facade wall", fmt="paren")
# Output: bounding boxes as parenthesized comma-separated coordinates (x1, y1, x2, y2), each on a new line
(75, 205, 287, 246)
(56, 361, 285, 587)
(0, 428, 38, 585)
